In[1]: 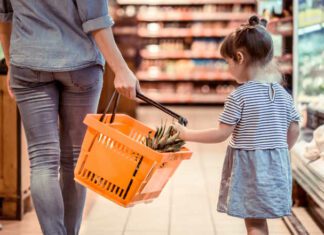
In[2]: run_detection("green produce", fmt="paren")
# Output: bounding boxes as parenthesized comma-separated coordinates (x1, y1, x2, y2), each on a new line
(143, 122, 185, 153)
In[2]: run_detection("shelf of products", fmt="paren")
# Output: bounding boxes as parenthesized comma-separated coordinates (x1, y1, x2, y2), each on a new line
(113, 26, 138, 35)
(268, 16, 293, 36)
(138, 58, 231, 81)
(138, 28, 233, 38)
(140, 82, 234, 104)
(114, 0, 257, 104)
(136, 4, 255, 22)
(296, 28, 324, 103)
(140, 50, 222, 59)
(137, 12, 254, 22)
(136, 71, 234, 81)
(138, 21, 242, 38)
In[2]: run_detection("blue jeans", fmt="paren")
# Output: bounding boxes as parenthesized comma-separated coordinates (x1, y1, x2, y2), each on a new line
(10, 65, 103, 235)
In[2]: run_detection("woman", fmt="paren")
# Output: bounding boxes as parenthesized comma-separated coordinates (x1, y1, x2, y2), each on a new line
(0, 1, 139, 234)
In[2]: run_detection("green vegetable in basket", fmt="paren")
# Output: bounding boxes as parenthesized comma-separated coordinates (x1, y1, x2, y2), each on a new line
(144, 122, 185, 153)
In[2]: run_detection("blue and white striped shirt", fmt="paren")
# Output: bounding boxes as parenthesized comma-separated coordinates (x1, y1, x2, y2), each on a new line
(219, 81, 300, 150)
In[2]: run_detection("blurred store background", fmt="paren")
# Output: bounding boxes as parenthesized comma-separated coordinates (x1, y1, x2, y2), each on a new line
(0, 0, 323, 234)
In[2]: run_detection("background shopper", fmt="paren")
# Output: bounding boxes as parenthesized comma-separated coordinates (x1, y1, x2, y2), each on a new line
(174, 16, 300, 235)
(0, 0, 139, 234)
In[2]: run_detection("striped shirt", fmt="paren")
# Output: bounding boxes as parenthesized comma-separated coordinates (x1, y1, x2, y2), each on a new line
(219, 81, 300, 150)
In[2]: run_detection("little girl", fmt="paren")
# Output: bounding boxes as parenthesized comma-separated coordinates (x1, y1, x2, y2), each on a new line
(174, 16, 300, 235)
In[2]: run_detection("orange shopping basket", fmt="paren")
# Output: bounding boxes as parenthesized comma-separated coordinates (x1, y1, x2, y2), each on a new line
(74, 91, 192, 207)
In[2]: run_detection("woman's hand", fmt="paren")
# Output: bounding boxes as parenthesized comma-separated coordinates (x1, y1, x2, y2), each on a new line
(114, 68, 140, 100)
(173, 122, 189, 141)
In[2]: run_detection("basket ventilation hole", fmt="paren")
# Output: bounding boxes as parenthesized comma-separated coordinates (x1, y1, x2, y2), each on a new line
(119, 189, 124, 197)
(81, 169, 127, 199)
(82, 169, 88, 177)
(91, 173, 95, 182)
(107, 182, 112, 191)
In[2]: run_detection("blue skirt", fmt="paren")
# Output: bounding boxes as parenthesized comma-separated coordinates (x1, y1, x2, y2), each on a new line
(217, 146, 292, 219)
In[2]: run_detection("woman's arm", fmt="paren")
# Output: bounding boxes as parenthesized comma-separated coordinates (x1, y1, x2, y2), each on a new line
(287, 122, 300, 150)
(174, 122, 235, 144)
(92, 27, 140, 99)
(74, 0, 140, 99)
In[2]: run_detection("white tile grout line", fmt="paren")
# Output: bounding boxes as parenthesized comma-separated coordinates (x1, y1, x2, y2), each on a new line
(198, 145, 217, 235)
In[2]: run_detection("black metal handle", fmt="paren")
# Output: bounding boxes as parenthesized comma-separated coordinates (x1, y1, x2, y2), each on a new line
(100, 91, 188, 126)
(100, 90, 120, 123)
(136, 91, 188, 126)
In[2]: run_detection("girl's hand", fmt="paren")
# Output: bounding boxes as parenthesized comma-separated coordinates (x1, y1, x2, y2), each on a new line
(173, 122, 189, 141)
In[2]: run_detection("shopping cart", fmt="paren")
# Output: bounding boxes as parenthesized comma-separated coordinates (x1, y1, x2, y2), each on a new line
(74, 91, 192, 207)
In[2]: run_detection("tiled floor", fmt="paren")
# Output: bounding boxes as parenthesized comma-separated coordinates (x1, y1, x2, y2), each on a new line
(1, 107, 293, 234)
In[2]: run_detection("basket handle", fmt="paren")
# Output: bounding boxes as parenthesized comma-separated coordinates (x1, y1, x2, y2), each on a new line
(100, 90, 188, 126)
(136, 91, 188, 126)
(99, 90, 120, 123)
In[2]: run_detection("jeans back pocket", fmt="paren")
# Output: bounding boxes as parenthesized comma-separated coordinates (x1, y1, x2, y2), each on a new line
(68, 65, 102, 91)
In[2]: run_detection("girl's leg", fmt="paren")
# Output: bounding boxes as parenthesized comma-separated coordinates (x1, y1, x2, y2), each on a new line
(10, 66, 66, 235)
(245, 218, 269, 235)
(56, 65, 103, 235)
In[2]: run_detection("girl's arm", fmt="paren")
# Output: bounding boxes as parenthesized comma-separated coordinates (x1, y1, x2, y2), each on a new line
(174, 122, 235, 144)
(287, 122, 300, 150)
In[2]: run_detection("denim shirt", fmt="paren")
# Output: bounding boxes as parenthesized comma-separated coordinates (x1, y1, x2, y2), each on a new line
(0, 0, 114, 71)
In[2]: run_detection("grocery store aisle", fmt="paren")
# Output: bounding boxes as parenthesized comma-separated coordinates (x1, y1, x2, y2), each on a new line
(0, 107, 291, 235)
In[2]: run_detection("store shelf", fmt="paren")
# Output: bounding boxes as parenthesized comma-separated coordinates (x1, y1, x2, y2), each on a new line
(268, 17, 293, 36)
(137, 12, 254, 22)
(113, 27, 138, 36)
(139, 93, 228, 104)
(298, 95, 323, 104)
(118, 0, 256, 5)
(115, 1, 256, 105)
(140, 50, 222, 59)
(137, 71, 234, 81)
(138, 28, 233, 38)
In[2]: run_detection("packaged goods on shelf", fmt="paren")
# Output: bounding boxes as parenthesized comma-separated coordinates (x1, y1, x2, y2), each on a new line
(140, 82, 234, 104)
(138, 59, 231, 81)
(113, 0, 257, 104)
(137, 4, 255, 21)
(138, 21, 241, 38)
(268, 17, 293, 36)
